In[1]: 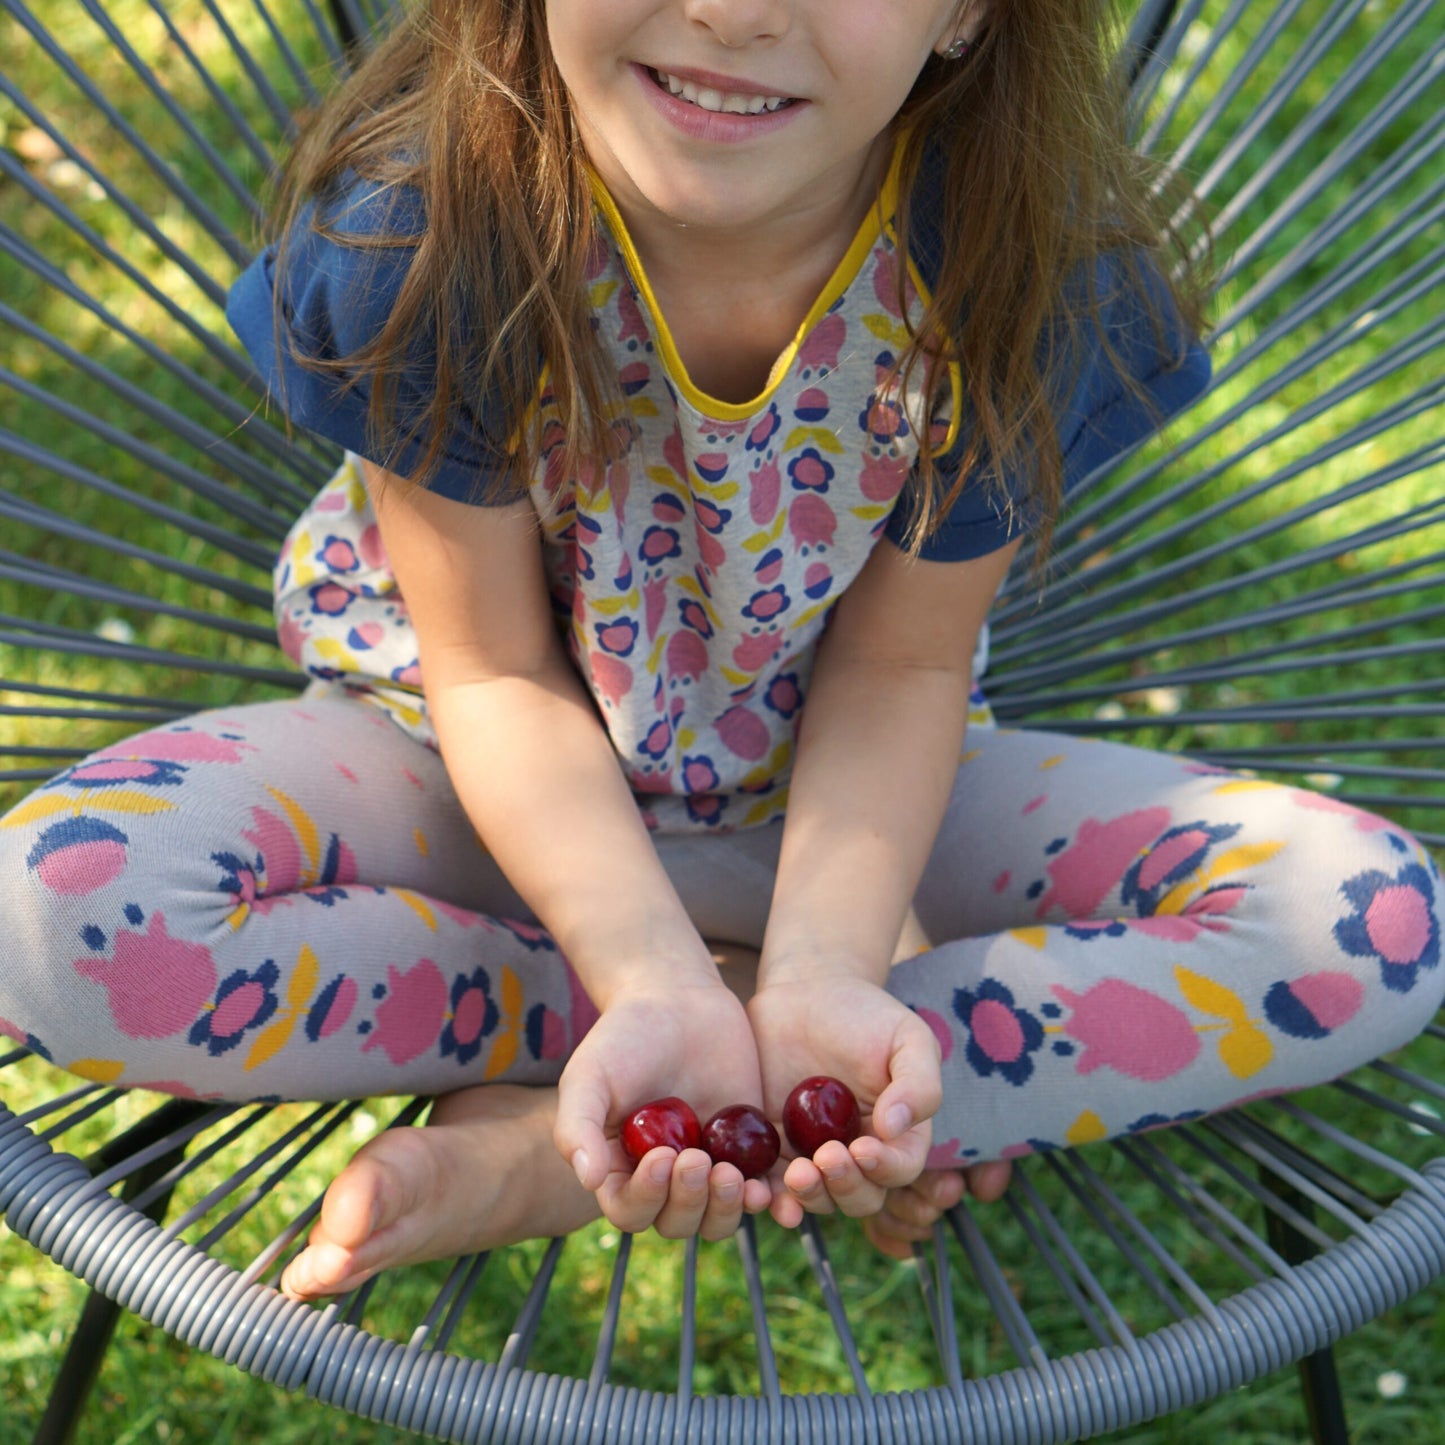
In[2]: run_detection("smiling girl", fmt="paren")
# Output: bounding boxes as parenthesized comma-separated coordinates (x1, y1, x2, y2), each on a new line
(4, 0, 1440, 1300)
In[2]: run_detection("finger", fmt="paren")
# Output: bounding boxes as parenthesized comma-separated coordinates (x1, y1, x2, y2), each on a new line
(741, 1176, 774, 1214)
(964, 1159, 1014, 1203)
(698, 1162, 747, 1242)
(871, 1022, 944, 1144)
(881, 1172, 966, 1230)
(782, 1154, 838, 1217)
(652, 1149, 714, 1239)
(849, 1120, 932, 1190)
(554, 1065, 614, 1192)
(862, 1215, 918, 1261)
(810, 1138, 887, 1218)
(596, 1146, 676, 1233)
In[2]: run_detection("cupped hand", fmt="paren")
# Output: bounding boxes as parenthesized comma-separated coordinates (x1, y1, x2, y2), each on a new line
(554, 975, 772, 1238)
(747, 976, 942, 1227)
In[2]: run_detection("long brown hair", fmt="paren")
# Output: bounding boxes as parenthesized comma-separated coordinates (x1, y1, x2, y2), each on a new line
(268, 0, 1207, 557)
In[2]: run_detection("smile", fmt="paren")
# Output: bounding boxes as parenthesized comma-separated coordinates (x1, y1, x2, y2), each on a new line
(647, 67, 795, 115)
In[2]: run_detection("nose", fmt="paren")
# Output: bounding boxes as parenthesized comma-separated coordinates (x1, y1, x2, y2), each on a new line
(683, 0, 791, 48)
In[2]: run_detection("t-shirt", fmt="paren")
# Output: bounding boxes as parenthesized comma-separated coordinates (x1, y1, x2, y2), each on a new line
(226, 142, 1210, 833)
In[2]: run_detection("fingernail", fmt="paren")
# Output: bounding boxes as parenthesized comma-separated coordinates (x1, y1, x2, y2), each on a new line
(682, 1163, 709, 1189)
(823, 1162, 847, 1182)
(572, 1148, 590, 1187)
(716, 1180, 741, 1204)
(856, 1154, 880, 1172)
(650, 1157, 673, 1185)
(885, 1104, 912, 1137)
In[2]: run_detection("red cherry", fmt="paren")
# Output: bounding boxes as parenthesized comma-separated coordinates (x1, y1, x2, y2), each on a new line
(782, 1076, 862, 1157)
(701, 1105, 780, 1180)
(622, 1097, 702, 1163)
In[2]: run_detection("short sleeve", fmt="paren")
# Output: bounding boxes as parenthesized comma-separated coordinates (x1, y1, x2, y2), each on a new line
(885, 250, 1212, 563)
(225, 175, 523, 504)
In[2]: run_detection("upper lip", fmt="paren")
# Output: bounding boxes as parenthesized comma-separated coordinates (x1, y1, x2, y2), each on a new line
(642, 63, 798, 100)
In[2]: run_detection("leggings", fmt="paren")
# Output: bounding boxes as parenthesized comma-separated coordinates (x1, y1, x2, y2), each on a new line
(2, 692, 1441, 1167)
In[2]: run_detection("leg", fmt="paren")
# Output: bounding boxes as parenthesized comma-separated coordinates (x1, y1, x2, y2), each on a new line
(890, 728, 1444, 1163)
(0, 694, 590, 1100)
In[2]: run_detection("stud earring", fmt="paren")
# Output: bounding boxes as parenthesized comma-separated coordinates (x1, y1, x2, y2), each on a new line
(942, 38, 971, 60)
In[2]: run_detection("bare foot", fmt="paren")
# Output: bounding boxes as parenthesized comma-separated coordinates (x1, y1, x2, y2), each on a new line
(863, 1161, 1014, 1260)
(281, 1084, 599, 1301)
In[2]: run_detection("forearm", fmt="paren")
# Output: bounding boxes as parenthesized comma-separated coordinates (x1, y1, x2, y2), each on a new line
(759, 652, 969, 986)
(430, 660, 715, 1002)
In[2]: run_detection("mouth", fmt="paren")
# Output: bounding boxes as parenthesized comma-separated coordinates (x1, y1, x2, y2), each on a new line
(645, 66, 797, 116)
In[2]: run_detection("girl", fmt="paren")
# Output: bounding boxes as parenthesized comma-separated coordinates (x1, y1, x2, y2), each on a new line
(3, 0, 1441, 1303)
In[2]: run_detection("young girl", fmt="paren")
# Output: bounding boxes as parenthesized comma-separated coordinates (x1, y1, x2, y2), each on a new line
(3, 0, 1441, 1301)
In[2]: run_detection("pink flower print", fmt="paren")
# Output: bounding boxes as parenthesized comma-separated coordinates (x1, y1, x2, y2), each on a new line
(588, 651, 634, 708)
(914, 1006, 954, 1063)
(788, 493, 837, 552)
(618, 359, 650, 397)
(277, 609, 306, 665)
(678, 599, 714, 638)
(742, 584, 790, 623)
(26, 817, 129, 895)
(498, 918, 558, 952)
(641, 526, 682, 564)
(653, 493, 687, 525)
(596, 618, 639, 657)
(93, 728, 255, 767)
(750, 459, 782, 524)
(860, 450, 910, 503)
(347, 621, 385, 651)
(695, 453, 730, 485)
(316, 535, 359, 572)
(795, 387, 830, 422)
(617, 283, 649, 344)
(1263, 971, 1365, 1040)
(686, 793, 726, 827)
(643, 577, 667, 639)
(732, 629, 783, 674)
(242, 804, 303, 897)
(788, 448, 834, 493)
(1121, 821, 1242, 916)
(747, 406, 782, 454)
(526, 1003, 569, 1061)
(667, 630, 708, 682)
(871, 247, 915, 317)
(308, 582, 354, 617)
(796, 311, 846, 377)
(754, 547, 784, 585)
(1053, 978, 1200, 1081)
(362, 958, 449, 1066)
(696, 525, 726, 573)
(803, 562, 832, 600)
(74, 912, 218, 1040)
(953, 979, 1044, 1085)
(639, 718, 673, 759)
(1035, 806, 1171, 918)
(390, 660, 422, 688)
(614, 551, 634, 592)
(926, 1138, 968, 1169)
(52, 757, 188, 791)
(189, 961, 280, 1056)
(305, 974, 358, 1042)
(1292, 791, 1398, 833)
(764, 673, 802, 719)
(859, 394, 909, 445)
(1334, 861, 1440, 994)
(358, 522, 386, 569)
(440, 967, 500, 1067)
(683, 755, 720, 793)
(716, 705, 770, 760)
(695, 498, 731, 532)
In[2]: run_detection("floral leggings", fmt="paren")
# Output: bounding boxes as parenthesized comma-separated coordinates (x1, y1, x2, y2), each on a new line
(2, 692, 1441, 1168)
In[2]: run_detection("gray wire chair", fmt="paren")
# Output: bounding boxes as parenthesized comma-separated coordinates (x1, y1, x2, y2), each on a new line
(2, 0, 1443, 1440)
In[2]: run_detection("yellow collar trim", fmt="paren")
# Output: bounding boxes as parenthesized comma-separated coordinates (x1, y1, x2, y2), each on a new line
(587, 144, 907, 422)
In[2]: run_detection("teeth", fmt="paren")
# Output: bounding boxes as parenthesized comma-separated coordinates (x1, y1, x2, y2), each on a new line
(655, 70, 788, 114)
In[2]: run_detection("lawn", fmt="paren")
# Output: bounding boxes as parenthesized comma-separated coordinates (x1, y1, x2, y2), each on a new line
(1, 0, 1442, 1441)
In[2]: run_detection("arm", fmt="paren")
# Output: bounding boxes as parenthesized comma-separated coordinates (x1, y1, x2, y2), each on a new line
(750, 535, 1020, 1220)
(363, 462, 768, 1231)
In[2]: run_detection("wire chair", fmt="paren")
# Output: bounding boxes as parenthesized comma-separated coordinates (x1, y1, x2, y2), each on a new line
(1, 0, 1442, 1440)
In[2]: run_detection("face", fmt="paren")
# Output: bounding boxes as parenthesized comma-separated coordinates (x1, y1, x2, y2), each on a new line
(545, 0, 977, 241)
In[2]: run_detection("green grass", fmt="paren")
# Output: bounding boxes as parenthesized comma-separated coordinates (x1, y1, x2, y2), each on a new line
(1, 0, 1443, 1440)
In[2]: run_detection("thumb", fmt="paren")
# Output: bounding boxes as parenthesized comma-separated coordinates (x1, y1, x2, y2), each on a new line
(554, 1061, 613, 1191)
(872, 1016, 943, 1142)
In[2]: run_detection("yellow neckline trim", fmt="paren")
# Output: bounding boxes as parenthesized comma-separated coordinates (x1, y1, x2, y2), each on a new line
(587, 144, 906, 422)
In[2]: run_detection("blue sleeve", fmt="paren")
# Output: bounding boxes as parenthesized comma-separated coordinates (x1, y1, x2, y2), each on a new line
(225, 175, 523, 504)
(884, 252, 1211, 564)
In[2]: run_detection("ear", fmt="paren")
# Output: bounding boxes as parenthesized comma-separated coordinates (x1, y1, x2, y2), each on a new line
(933, 0, 990, 56)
